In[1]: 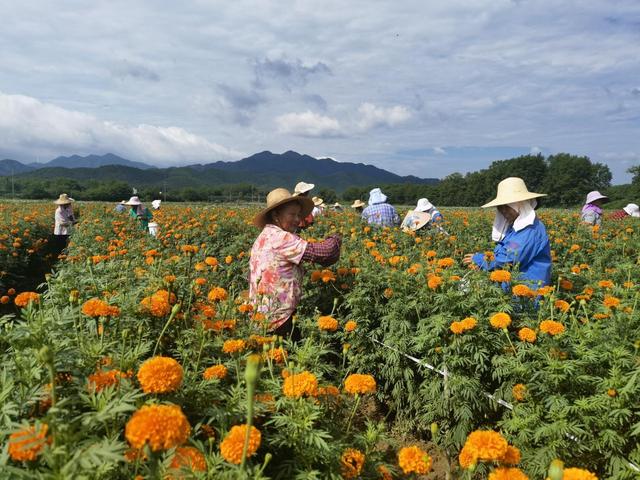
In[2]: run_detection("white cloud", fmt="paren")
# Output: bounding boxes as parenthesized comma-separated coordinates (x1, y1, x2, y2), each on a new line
(530, 146, 542, 154)
(0, 92, 243, 165)
(433, 146, 447, 155)
(356, 103, 412, 131)
(275, 110, 343, 138)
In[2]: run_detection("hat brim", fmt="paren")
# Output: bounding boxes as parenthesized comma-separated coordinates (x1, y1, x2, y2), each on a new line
(54, 199, 73, 205)
(293, 183, 315, 195)
(125, 201, 141, 206)
(253, 196, 314, 229)
(481, 192, 546, 209)
(401, 211, 431, 232)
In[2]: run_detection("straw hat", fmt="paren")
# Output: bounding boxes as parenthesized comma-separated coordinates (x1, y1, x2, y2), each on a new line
(351, 199, 365, 208)
(312, 196, 324, 206)
(401, 210, 431, 232)
(585, 191, 609, 205)
(415, 198, 434, 212)
(333, 202, 343, 209)
(125, 196, 142, 206)
(481, 177, 546, 209)
(623, 203, 640, 217)
(54, 193, 74, 205)
(293, 181, 315, 196)
(253, 188, 314, 228)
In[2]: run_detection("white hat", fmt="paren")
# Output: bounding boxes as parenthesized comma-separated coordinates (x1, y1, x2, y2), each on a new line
(125, 196, 142, 206)
(585, 191, 609, 205)
(253, 188, 314, 228)
(293, 181, 315, 196)
(481, 177, 546, 208)
(368, 188, 387, 205)
(151, 199, 162, 209)
(312, 196, 324, 206)
(415, 198, 434, 212)
(623, 203, 640, 217)
(54, 193, 74, 205)
(351, 199, 365, 208)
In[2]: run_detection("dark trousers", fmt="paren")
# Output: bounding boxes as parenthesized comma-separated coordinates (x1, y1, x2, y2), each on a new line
(51, 234, 69, 257)
(272, 318, 302, 343)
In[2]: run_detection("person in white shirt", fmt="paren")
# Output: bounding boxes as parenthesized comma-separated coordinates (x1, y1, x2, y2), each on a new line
(53, 193, 76, 255)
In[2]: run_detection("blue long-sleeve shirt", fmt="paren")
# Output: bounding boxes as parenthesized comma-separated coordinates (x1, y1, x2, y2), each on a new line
(472, 218, 552, 287)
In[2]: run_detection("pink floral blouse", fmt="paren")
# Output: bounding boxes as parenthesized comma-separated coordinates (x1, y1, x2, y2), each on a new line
(249, 224, 308, 329)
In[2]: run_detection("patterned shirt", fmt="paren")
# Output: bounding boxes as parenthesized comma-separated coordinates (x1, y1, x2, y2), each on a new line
(608, 209, 629, 220)
(249, 224, 308, 329)
(361, 203, 400, 227)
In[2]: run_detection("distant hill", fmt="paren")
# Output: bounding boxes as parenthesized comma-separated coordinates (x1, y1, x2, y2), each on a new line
(36, 153, 155, 170)
(0, 159, 36, 176)
(9, 151, 438, 191)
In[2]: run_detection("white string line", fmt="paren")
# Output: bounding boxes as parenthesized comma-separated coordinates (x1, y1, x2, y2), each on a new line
(369, 335, 640, 472)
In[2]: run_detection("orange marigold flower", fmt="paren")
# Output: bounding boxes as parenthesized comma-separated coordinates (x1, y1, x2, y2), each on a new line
(266, 347, 287, 363)
(539, 320, 565, 336)
(344, 373, 376, 395)
(512, 383, 527, 402)
(623, 281, 634, 289)
(207, 287, 228, 302)
(140, 290, 175, 317)
(137, 356, 183, 394)
(219, 425, 261, 464)
(125, 404, 190, 451)
(562, 467, 598, 480)
(488, 467, 529, 480)
(462, 430, 508, 462)
(14, 291, 40, 307)
(81, 298, 120, 318)
(205, 256, 218, 267)
(203, 364, 227, 380)
(340, 448, 366, 479)
(317, 385, 340, 397)
(283, 371, 318, 398)
(321, 269, 336, 283)
(383, 287, 394, 298)
(344, 320, 357, 332)
(537, 286, 554, 296)
(598, 280, 614, 289)
(554, 300, 571, 312)
(512, 284, 535, 298)
(490, 313, 511, 329)
(0, 295, 9, 304)
(378, 464, 393, 480)
(427, 275, 443, 290)
(426, 250, 437, 258)
(517, 328, 536, 343)
(460, 317, 477, 330)
(459, 444, 477, 469)
(490, 270, 512, 282)
(88, 369, 129, 392)
(603, 295, 620, 309)
(437, 257, 455, 268)
(8, 423, 50, 461)
(501, 445, 521, 465)
(222, 339, 246, 354)
(450, 321, 465, 334)
(318, 315, 338, 331)
(238, 303, 254, 313)
(398, 445, 432, 474)
(169, 446, 207, 473)
(560, 279, 574, 291)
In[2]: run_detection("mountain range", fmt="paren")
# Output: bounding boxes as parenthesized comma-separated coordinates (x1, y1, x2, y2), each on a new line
(0, 151, 438, 191)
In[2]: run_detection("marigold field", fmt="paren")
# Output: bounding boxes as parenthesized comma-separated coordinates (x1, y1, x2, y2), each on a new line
(1, 201, 639, 479)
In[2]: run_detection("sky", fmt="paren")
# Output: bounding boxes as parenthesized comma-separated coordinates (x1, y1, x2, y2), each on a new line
(0, 0, 639, 183)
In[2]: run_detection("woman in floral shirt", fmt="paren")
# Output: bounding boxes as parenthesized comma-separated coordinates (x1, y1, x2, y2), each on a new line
(250, 188, 342, 341)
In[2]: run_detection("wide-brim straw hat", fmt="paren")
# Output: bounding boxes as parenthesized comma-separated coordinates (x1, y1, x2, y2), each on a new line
(351, 200, 365, 208)
(125, 196, 142, 206)
(253, 188, 314, 228)
(312, 196, 324, 206)
(481, 177, 546, 209)
(293, 181, 315, 196)
(623, 203, 640, 217)
(585, 190, 609, 205)
(54, 193, 74, 205)
(401, 210, 431, 232)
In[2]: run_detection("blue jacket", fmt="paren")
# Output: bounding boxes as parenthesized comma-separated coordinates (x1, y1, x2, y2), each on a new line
(472, 218, 552, 287)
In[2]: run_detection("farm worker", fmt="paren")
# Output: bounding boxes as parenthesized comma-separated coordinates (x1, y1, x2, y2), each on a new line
(114, 200, 126, 213)
(351, 199, 365, 212)
(609, 203, 639, 220)
(581, 191, 609, 226)
(415, 198, 443, 222)
(400, 210, 431, 232)
(311, 197, 325, 217)
(331, 202, 343, 211)
(293, 181, 315, 229)
(463, 177, 552, 288)
(52, 193, 76, 254)
(151, 199, 162, 210)
(125, 196, 153, 231)
(250, 188, 342, 341)
(361, 188, 400, 227)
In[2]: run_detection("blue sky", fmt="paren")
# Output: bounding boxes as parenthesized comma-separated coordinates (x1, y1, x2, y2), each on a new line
(0, 0, 639, 183)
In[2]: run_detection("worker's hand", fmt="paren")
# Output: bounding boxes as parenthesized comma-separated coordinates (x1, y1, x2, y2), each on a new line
(462, 253, 475, 265)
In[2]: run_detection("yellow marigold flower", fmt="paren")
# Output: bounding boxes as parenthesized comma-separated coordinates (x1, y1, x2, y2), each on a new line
(490, 270, 511, 282)
(125, 404, 191, 451)
(603, 295, 620, 309)
(562, 467, 598, 480)
(554, 300, 571, 312)
(488, 467, 529, 480)
(8, 424, 50, 462)
(318, 315, 338, 331)
(512, 284, 535, 298)
(222, 339, 246, 354)
(81, 298, 120, 318)
(137, 356, 183, 394)
(14, 291, 40, 307)
(623, 281, 634, 289)
(219, 425, 261, 464)
(462, 430, 508, 462)
(203, 364, 227, 380)
(512, 383, 527, 402)
(517, 327, 536, 343)
(344, 373, 376, 395)
(169, 446, 207, 473)
(283, 371, 318, 398)
(398, 445, 432, 474)
(437, 257, 455, 268)
(490, 313, 511, 329)
(207, 287, 228, 302)
(427, 275, 443, 290)
(501, 445, 521, 465)
(344, 320, 357, 332)
(539, 320, 565, 336)
(88, 369, 129, 392)
(340, 448, 366, 479)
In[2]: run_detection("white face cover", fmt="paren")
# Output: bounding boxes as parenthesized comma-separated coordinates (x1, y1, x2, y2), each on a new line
(492, 199, 537, 241)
